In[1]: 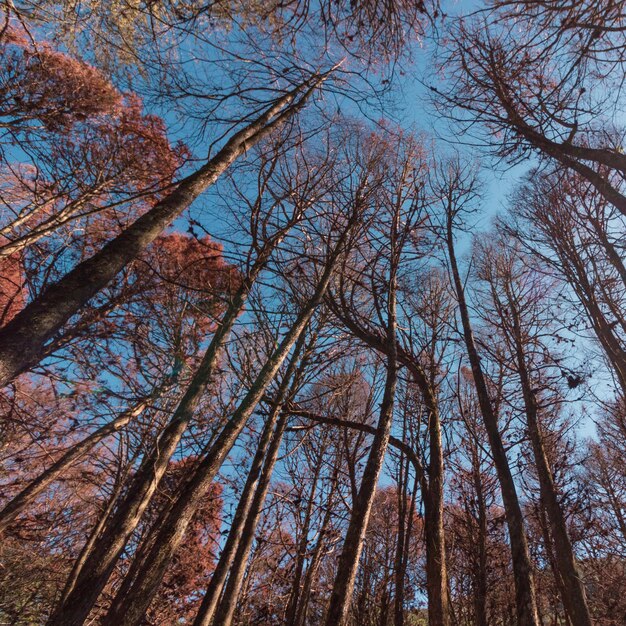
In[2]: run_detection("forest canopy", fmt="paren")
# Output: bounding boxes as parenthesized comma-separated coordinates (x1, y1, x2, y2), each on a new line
(0, 1, 625, 625)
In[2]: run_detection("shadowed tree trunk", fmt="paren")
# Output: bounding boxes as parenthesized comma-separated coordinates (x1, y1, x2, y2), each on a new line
(445, 198, 540, 626)
(323, 237, 398, 626)
(192, 327, 315, 626)
(47, 258, 272, 626)
(102, 220, 354, 626)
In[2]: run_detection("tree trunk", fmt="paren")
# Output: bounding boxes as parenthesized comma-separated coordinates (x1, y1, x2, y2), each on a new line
(509, 302, 592, 626)
(0, 397, 148, 533)
(324, 262, 398, 626)
(47, 273, 258, 626)
(103, 231, 348, 626)
(192, 417, 277, 626)
(284, 452, 324, 626)
(293, 464, 340, 626)
(423, 404, 451, 626)
(0, 75, 326, 387)
(193, 328, 313, 626)
(59, 455, 132, 605)
(209, 411, 290, 626)
(470, 443, 489, 626)
(446, 212, 539, 626)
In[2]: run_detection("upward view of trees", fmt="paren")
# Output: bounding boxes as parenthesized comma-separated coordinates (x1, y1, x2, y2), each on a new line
(1, 1, 626, 625)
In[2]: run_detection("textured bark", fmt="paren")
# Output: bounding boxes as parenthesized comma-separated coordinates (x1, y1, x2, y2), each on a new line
(47, 273, 258, 626)
(0, 75, 327, 387)
(193, 329, 313, 626)
(423, 404, 450, 626)
(209, 411, 290, 626)
(103, 228, 349, 626)
(0, 397, 148, 533)
(446, 212, 540, 626)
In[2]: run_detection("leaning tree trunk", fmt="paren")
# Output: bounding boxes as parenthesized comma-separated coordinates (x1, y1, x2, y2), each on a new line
(47, 269, 263, 626)
(323, 267, 398, 626)
(0, 396, 149, 533)
(446, 213, 539, 626)
(102, 230, 349, 626)
(208, 410, 291, 626)
(0, 74, 328, 387)
(423, 401, 451, 626)
(193, 328, 314, 626)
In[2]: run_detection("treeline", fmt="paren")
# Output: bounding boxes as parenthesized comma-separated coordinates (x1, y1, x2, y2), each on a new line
(0, 1, 625, 626)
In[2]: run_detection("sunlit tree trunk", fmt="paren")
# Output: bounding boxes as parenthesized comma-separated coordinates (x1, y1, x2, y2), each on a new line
(47, 269, 264, 626)
(0, 76, 326, 387)
(193, 328, 314, 626)
(103, 225, 351, 626)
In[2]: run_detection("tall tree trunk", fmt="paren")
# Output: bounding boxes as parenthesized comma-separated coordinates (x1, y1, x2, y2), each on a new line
(393, 450, 408, 626)
(191, 417, 277, 626)
(47, 269, 262, 626)
(324, 260, 398, 626)
(423, 404, 450, 626)
(446, 211, 539, 626)
(508, 303, 592, 626)
(193, 327, 314, 626)
(59, 451, 133, 605)
(293, 463, 340, 626)
(0, 75, 327, 387)
(470, 442, 489, 626)
(103, 230, 349, 626)
(0, 397, 149, 533)
(283, 451, 324, 626)
(209, 411, 291, 626)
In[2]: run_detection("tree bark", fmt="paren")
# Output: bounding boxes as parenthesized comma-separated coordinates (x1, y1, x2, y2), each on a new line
(102, 227, 349, 626)
(446, 210, 540, 626)
(324, 253, 398, 626)
(47, 271, 260, 626)
(193, 328, 313, 626)
(508, 299, 592, 626)
(0, 75, 327, 387)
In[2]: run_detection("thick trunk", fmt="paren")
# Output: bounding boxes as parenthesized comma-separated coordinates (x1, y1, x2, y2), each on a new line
(446, 215, 539, 626)
(210, 412, 290, 626)
(471, 444, 489, 626)
(191, 417, 277, 626)
(0, 397, 148, 533)
(424, 405, 450, 626)
(0, 76, 325, 387)
(103, 237, 346, 626)
(47, 277, 254, 626)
